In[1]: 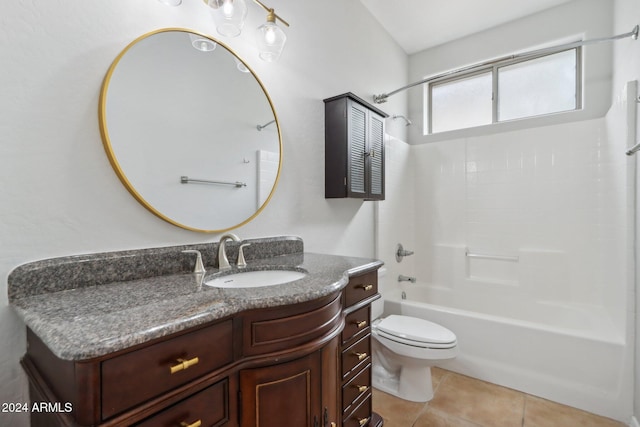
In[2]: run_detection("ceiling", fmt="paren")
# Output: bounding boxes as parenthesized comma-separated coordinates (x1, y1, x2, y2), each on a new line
(359, 0, 574, 54)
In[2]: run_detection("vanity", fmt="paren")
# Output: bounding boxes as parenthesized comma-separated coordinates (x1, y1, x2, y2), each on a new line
(9, 237, 384, 427)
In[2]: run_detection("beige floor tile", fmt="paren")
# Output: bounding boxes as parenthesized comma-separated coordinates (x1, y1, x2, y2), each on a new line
(372, 388, 426, 427)
(431, 366, 448, 390)
(523, 395, 625, 427)
(413, 407, 483, 427)
(428, 372, 525, 427)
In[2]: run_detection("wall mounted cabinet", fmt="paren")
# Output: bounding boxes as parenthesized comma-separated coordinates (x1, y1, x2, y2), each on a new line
(324, 93, 388, 200)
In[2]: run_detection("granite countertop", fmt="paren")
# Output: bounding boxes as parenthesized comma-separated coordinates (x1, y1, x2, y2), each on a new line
(10, 251, 382, 361)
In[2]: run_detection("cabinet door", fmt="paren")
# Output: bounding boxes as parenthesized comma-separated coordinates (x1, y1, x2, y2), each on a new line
(347, 100, 369, 198)
(367, 111, 385, 200)
(321, 336, 340, 427)
(239, 352, 322, 427)
(347, 100, 385, 201)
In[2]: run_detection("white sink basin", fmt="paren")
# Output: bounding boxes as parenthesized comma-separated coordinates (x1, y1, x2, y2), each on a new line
(204, 269, 307, 288)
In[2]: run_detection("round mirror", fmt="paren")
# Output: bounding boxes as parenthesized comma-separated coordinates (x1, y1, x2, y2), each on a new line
(99, 29, 282, 232)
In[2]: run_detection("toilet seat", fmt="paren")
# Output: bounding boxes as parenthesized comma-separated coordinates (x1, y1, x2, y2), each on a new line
(375, 315, 457, 349)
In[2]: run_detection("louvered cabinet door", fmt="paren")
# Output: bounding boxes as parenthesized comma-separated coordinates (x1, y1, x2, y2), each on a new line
(367, 111, 385, 200)
(347, 101, 368, 198)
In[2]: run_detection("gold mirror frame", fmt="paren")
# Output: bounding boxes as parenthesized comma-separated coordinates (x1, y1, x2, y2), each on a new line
(99, 28, 282, 233)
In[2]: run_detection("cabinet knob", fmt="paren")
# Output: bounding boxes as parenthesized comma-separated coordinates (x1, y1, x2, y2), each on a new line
(170, 356, 200, 374)
(353, 352, 368, 361)
(354, 384, 369, 393)
(357, 284, 373, 291)
(180, 420, 202, 427)
(358, 417, 370, 426)
(355, 320, 368, 329)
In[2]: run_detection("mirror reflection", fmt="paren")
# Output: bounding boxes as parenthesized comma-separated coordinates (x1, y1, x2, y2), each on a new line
(100, 29, 281, 232)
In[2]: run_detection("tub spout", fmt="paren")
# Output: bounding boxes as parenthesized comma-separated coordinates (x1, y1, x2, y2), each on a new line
(398, 274, 416, 283)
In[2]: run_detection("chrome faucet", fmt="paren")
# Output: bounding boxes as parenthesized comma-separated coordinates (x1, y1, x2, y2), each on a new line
(398, 274, 416, 283)
(217, 233, 241, 270)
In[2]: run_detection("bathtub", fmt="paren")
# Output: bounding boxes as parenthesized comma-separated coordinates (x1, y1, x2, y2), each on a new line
(382, 284, 631, 422)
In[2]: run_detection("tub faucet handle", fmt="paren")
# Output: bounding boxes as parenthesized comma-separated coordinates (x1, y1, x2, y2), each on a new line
(396, 243, 414, 262)
(398, 274, 416, 283)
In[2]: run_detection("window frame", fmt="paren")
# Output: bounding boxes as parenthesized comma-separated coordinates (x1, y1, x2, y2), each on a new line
(426, 47, 582, 135)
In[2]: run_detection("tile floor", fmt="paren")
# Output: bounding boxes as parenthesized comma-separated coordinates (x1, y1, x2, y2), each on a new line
(372, 368, 626, 427)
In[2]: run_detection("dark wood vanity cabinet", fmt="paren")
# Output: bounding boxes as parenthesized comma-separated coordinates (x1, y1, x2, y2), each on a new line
(22, 271, 382, 427)
(340, 270, 381, 427)
(324, 93, 388, 201)
(239, 351, 322, 427)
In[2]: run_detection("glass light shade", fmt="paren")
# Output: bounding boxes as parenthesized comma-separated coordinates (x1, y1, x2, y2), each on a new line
(234, 57, 250, 73)
(208, 0, 248, 38)
(188, 33, 217, 52)
(158, 0, 182, 6)
(256, 21, 286, 62)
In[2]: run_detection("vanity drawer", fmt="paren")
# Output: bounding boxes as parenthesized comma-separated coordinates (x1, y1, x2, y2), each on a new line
(135, 378, 230, 427)
(341, 334, 371, 381)
(342, 305, 370, 345)
(343, 393, 372, 427)
(242, 292, 342, 356)
(344, 271, 377, 307)
(342, 364, 371, 414)
(102, 320, 233, 420)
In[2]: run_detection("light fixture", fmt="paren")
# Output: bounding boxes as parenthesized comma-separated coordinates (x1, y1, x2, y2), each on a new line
(189, 33, 217, 51)
(234, 57, 250, 73)
(159, 0, 290, 62)
(254, 3, 289, 62)
(207, 0, 248, 37)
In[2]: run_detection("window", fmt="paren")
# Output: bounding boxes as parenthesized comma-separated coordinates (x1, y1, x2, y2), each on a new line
(431, 71, 492, 133)
(427, 48, 580, 134)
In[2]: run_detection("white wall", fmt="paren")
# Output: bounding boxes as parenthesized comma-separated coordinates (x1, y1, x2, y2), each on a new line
(407, 0, 613, 145)
(0, 1, 407, 425)
(612, 0, 640, 423)
(375, 135, 416, 292)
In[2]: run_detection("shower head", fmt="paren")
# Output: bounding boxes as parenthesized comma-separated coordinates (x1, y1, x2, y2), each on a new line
(392, 114, 412, 126)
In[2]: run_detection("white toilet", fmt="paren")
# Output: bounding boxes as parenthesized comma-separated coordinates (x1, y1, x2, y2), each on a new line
(371, 294, 458, 402)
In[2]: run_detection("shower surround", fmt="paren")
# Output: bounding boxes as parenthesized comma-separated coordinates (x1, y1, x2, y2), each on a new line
(412, 115, 628, 335)
(376, 83, 635, 422)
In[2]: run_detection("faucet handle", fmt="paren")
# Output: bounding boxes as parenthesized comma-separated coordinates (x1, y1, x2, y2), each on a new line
(237, 243, 251, 268)
(182, 250, 206, 274)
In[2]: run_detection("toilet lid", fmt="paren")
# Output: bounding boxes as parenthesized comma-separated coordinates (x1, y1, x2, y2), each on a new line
(377, 315, 456, 345)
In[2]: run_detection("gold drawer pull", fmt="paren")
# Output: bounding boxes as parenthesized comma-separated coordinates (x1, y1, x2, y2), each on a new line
(180, 420, 202, 427)
(357, 284, 373, 291)
(358, 417, 370, 426)
(355, 320, 368, 329)
(354, 384, 369, 393)
(170, 357, 200, 374)
(353, 352, 368, 361)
